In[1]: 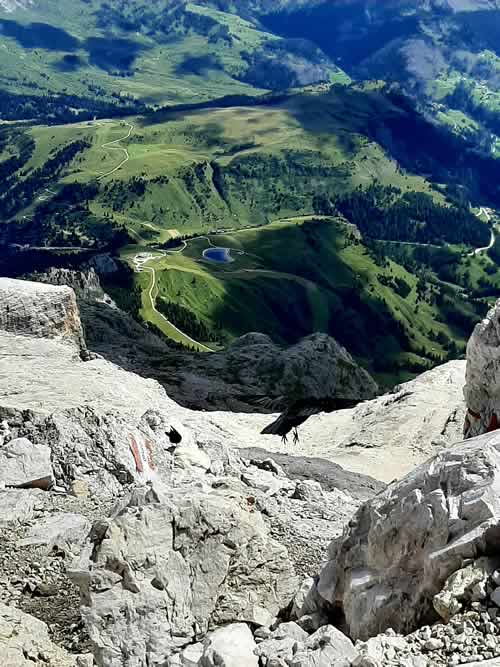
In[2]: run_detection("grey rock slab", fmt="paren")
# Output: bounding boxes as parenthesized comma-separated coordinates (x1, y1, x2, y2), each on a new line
(238, 448, 384, 502)
(291, 577, 316, 619)
(199, 623, 258, 667)
(0, 488, 41, 526)
(434, 560, 497, 621)
(0, 437, 53, 489)
(317, 431, 500, 640)
(70, 484, 297, 666)
(178, 643, 204, 667)
(464, 298, 500, 438)
(490, 587, 500, 608)
(270, 621, 309, 643)
(0, 602, 77, 666)
(19, 512, 91, 555)
(288, 625, 358, 667)
(254, 637, 298, 664)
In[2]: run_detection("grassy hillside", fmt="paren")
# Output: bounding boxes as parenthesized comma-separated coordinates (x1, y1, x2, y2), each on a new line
(120, 217, 489, 386)
(0, 0, 347, 119)
(1, 82, 497, 384)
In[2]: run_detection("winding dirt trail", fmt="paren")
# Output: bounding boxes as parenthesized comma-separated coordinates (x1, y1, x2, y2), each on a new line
(143, 264, 214, 353)
(132, 253, 213, 352)
(97, 121, 134, 181)
(469, 207, 495, 256)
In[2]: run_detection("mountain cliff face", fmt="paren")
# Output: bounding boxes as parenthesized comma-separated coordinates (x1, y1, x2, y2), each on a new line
(263, 0, 500, 92)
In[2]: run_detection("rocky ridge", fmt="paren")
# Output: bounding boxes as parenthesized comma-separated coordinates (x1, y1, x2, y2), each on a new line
(34, 268, 465, 482)
(3, 277, 500, 667)
(31, 267, 378, 411)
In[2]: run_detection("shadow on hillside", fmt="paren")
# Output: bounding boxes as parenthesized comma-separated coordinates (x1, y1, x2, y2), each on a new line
(0, 18, 148, 75)
(53, 54, 85, 72)
(84, 36, 147, 73)
(455, 10, 500, 57)
(260, 4, 419, 68)
(0, 19, 79, 51)
(175, 54, 223, 77)
(207, 221, 410, 369)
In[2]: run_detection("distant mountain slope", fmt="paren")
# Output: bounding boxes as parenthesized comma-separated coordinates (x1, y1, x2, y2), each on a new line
(0, 0, 347, 117)
(262, 0, 500, 150)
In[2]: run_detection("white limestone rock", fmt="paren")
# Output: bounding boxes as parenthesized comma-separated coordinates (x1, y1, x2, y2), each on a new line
(0, 488, 40, 526)
(352, 634, 423, 667)
(291, 577, 317, 619)
(70, 484, 297, 666)
(199, 624, 258, 667)
(0, 277, 85, 352)
(288, 625, 358, 667)
(270, 621, 309, 643)
(178, 643, 204, 666)
(0, 437, 53, 489)
(433, 559, 497, 621)
(0, 602, 77, 666)
(316, 431, 500, 640)
(19, 512, 91, 555)
(464, 299, 500, 438)
(254, 637, 298, 665)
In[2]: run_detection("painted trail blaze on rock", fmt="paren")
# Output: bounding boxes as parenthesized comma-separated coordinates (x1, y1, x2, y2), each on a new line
(487, 414, 500, 433)
(129, 434, 156, 481)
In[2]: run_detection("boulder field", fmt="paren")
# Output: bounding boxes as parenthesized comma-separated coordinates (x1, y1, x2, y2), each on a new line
(2, 277, 500, 667)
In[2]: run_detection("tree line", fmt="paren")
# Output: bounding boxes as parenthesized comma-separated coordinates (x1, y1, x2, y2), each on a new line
(314, 183, 490, 247)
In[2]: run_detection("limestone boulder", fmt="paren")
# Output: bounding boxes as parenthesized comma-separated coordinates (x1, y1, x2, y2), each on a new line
(0, 277, 85, 352)
(19, 512, 91, 555)
(465, 299, 500, 438)
(199, 623, 258, 667)
(433, 558, 498, 622)
(316, 430, 500, 640)
(288, 626, 358, 667)
(0, 437, 53, 489)
(0, 602, 77, 666)
(70, 483, 298, 666)
(0, 488, 41, 526)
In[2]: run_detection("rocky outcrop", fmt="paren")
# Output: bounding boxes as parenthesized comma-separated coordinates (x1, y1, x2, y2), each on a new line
(0, 437, 53, 490)
(45, 271, 377, 412)
(70, 483, 298, 664)
(30, 267, 104, 299)
(0, 602, 79, 666)
(0, 278, 382, 666)
(238, 448, 385, 502)
(464, 299, 500, 439)
(0, 277, 85, 352)
(315, 430, 500, 641)
(4, 275, 489, 667)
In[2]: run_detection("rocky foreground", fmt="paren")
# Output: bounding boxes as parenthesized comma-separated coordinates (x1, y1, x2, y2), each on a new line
(2, 277, 500, 667)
